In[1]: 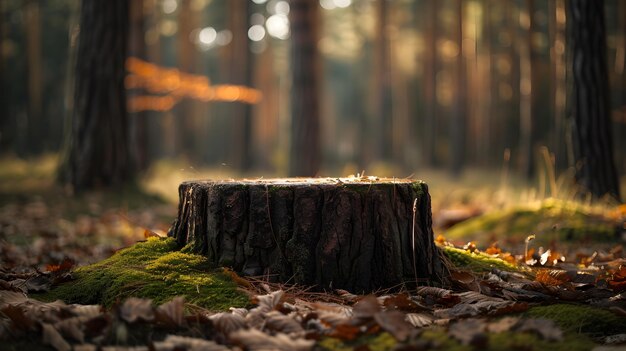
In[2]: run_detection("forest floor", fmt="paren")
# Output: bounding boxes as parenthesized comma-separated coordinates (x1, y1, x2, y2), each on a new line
(1, 155, 625, 351)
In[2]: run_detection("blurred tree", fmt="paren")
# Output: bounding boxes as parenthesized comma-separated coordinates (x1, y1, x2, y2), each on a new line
(518, 0, 537, 179)
(129, 0, 149, 171)
(58, 0, 133, 192)
(449, 0, 466, 177)
(23, 0, 43, 156)
(567, 0, 620, 201)
(229, 0, 253, 171)
(289, 0, 321, 176)
(0, 0, 7, 152)
(374, 0, 392, 162)
(422, 0, 439, 167)
(176, 0, 198, 161)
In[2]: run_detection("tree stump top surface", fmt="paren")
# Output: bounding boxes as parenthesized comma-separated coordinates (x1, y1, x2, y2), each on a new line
(182, 177, 423, 186)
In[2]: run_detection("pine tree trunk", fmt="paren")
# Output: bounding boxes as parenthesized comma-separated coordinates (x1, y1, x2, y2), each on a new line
(289, 0, 321, 176)
(58, 0, 133, 192)
(169, 178, 443, 293)
(229, 0, 253, 172)
(567, 0, 621, 201)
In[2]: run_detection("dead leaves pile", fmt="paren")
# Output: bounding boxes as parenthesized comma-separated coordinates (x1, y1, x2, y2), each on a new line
(0, 199, 172, 270)
(0, 285, 582, 351)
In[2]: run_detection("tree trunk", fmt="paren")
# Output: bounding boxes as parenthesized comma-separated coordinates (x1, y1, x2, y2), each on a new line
(289, 0, 321, 177)
(229, 0, 253, 172)
(58, 0, 133, 192)
(567, 0, 621, 201)
(374, 0, 393, 162)
(24, 0, 43, 156)
(169, 178, 443, 293)
(0, 0, 7, 152)
(422, 0, 439, 167)
(129, 0, 149, 171)
(518, 0, 537, 180)
(449, 0, 466, 177)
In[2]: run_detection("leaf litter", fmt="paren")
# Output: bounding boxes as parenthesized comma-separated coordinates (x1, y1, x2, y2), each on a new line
(1, 198, 626, 349)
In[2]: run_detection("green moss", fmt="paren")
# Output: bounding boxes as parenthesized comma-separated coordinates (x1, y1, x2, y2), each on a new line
(445, 199, 617, 246)
(441, 246, 522, 273)
(34, 238, 249, 310)
(526, 304, 626, 337)
(487, 331, 595, 351)
(317, 332, 397, 351)
(421, 327, 596, 351)
(421, 328, 471, 351)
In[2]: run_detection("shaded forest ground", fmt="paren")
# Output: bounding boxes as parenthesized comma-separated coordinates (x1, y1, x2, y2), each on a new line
(1, 154, 626, 350)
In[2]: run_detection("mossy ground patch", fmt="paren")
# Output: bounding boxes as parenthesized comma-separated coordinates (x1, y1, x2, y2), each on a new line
(444, 199, 618, 247)
(526, 304, 626, 338)
(34, 237, 249, 310)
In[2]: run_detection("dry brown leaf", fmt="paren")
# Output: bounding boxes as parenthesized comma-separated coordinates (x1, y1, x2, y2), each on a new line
(264, 311, 304, 334)
(405, 313, 434, 328)
(156, 296, 185, 327)
(382, 293, 422, 312)
(154, 334, 229, 351)
(55, 316, 87, 343)
(211, 312, 248, 335)
(486, 316, 519, 333)
(0, 290, 29, 307)
(535, 269, 572, 286)
(254, 290, 285, 312)
(120, 298, 154, 323)
(335, 289, 359, 303)
(230, 328, 314, 351)
(1, 304, 36, 330)
(374, 310, 413, 341)
(42, 323, 71, 351)
(352, 295, 380, 321)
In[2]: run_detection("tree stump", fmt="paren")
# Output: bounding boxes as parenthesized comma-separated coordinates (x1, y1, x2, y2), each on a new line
(168, 178, 443, 292)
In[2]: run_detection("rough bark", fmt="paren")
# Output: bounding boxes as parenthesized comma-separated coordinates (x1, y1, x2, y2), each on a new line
(58, 0, 133, 192)
(169, 178, 443, 293)
(567, 0, 621, 201)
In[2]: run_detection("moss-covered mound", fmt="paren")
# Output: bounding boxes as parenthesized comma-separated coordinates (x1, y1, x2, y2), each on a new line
(527, 304, 626, 338)
(317, 328, 596, 351)
(445, 199, 618, 247)
(441, 246, 521, 273)
(35, 237, 249, 310)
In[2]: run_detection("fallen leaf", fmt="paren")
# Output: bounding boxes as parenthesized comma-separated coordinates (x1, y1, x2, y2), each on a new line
(264, 310, 304, 334)
(42, 323, 71, 351)
(155, 296, 185, 327)
(211, 312, 247, 335)
(120, 298, 154, 323)
(253, 290, 284, 312)
(352, 295, 380, 321)
(405, 313, 434, 328)
(230, 328, 314, 351)
(374, 310, 413, 341)
(486, 316, 519, 333)
(153, 334, 229, 351)
(1, 304, 36, 330)
(55, 316, 87, 343)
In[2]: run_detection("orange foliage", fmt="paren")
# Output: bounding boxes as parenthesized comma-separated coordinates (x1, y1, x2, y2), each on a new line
(125, 57, 262, 112)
